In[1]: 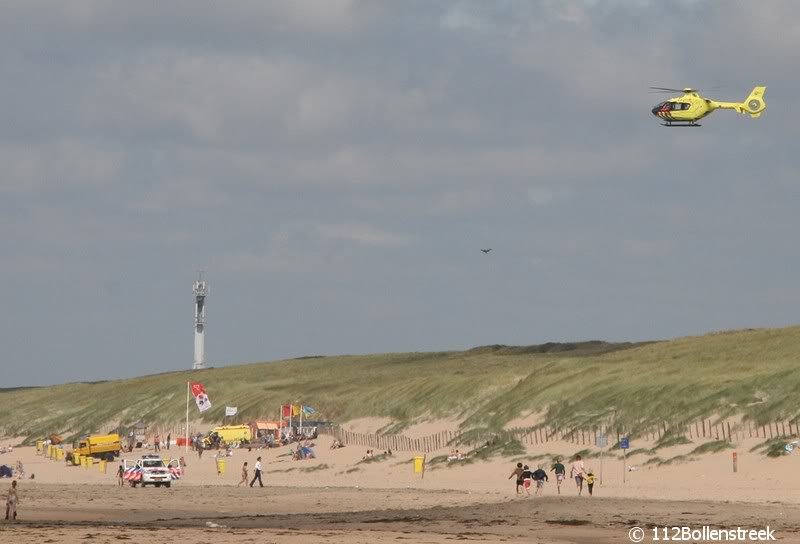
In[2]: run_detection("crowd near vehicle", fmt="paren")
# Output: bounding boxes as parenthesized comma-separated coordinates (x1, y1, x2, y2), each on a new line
(123, 454, 181, 488)
(72, 433, 121, 461)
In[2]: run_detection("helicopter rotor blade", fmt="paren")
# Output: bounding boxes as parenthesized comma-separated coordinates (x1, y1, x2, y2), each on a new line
(649, 87, 686, 92)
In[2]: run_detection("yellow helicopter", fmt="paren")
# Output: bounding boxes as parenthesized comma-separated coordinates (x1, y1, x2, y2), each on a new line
(650, 86, 766, 126)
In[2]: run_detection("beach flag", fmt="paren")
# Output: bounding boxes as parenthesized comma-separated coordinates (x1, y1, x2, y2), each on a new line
(281, 404, 292, 418)
(301, 405, 317, 416)
(225, 406, 238, 416)
(291, 404, 301, 416)
(190, 381, 212, 413)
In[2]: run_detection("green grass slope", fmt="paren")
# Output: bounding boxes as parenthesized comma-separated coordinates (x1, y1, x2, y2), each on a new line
(1, 326, 799, 443)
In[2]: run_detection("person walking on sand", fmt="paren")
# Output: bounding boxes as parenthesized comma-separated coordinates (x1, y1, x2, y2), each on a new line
(570, 455, 586, 496)
(551, 457, 566, 495)
(117, 463, 125, 487)
(249, 457, 264, 487)
(508, 462, 524, 495)
(520, 465, 533, 496)
(5, 480, 18, 521)
(585, 469, 597, 496)
(532, 465, 549, 495)
(166, 433, 171, 451)
(238, 462, 249, 487)
(154, 433, 161, 453)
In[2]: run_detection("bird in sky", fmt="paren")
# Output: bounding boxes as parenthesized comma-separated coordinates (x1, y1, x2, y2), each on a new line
(480, 248, 492, 254)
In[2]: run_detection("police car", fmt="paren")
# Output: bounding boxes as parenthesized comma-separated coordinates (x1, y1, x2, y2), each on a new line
(123, 454, 182, 488)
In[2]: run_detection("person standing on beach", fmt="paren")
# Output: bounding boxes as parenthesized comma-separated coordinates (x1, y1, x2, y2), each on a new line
(570, 455, 586, 496)
(249, 457, 264, 487)
(508, 462, 524, 495)
(154, 434, 161, 453)
(166, 433, 171, 451)
(238, 462, 249, 487)
(117, 463, 125, 487)
(5, 480, 18, 521)
(551, 457, 566, 495)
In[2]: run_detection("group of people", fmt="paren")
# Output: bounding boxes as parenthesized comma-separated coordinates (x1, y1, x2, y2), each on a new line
(447, 449, 465, 462)
(509, 455, 597, 497)
(237, 457, 264, 487)
(360, 449, 392, 461)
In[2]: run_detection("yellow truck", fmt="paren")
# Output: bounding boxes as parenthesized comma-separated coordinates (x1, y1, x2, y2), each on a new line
(209, 425, 252, 444)
(72, 433, 122, 461)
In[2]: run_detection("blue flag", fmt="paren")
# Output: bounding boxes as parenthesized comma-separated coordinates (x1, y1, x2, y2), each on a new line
(301, 405, 317, 416)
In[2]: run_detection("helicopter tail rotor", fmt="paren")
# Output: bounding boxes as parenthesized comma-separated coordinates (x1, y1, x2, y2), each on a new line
(742, 86, 767, 117)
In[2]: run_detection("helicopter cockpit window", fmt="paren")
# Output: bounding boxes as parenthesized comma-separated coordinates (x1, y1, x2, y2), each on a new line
(672, 102, 690, 111)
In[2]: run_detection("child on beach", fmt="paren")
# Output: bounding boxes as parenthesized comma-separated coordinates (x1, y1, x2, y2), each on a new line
(117, 463, 125, 487)
(238, 462, 249, 487)
(520, 465, 533, 496)
(585, 469, 597, 496)
(508, 462, 525, 495)
(551, 457, 566, 495)
(532, 465, 548, 495)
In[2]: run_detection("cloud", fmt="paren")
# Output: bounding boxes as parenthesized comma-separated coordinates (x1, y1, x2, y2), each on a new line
(318, 223, 413, 247)
(623, 239, 675, 258)
(0, 140, 124, 194)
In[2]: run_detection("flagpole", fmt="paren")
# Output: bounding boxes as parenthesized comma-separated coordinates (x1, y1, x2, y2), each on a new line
(185, 381, 190, 453)
(300, 405, 303, 437)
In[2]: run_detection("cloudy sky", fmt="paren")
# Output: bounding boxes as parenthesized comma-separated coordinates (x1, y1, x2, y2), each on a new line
(2, 0, 799, 387)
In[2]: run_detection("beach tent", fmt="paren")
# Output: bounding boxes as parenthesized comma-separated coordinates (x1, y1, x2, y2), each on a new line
(0, 465, 12, 478)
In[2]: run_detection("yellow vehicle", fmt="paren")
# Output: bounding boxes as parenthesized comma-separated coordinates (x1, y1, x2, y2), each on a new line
(210, 425, 252, 444)
(72, 433, 121, 461)
(650, 86, 766, 126)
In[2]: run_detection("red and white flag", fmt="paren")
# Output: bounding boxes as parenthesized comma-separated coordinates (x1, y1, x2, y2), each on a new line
(190, 381, 212, 413)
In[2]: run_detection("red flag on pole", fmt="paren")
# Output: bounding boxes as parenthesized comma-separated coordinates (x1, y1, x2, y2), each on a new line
(281, 404, 292, 418)
(190, 381, 212, 413)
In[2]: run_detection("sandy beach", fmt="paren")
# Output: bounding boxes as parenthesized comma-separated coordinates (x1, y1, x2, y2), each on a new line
(2, 430, 800, 542)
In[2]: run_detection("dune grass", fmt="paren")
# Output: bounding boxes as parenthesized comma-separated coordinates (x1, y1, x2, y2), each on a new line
(2, 326, 800, 445)
(689, 440, 733, 455)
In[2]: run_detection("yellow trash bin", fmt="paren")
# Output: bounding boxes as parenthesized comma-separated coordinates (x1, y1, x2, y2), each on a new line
(99, 460, 107, 474)
(36, 440, 43, 455)
(216, 458, 226, 475)
(413, 455, 425, 474)
(56, 448, 64, 461)
(74, 453, 81, 466)
(85, 456, 92, 469)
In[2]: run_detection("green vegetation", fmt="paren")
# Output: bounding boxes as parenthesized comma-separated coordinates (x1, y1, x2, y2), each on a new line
(655, 435, 692, 450)
(624, 447, 657, 457)
(658, 454, 697, 466)
(357, 453, 393, 464)
(2, 326, 800, 445)
(299, 463, 329, 473)
(689, 440, 733, 455)
(750, 438, 791, 458)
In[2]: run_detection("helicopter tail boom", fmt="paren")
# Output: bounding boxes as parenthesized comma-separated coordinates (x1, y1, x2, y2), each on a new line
(710, 86, 766, 117)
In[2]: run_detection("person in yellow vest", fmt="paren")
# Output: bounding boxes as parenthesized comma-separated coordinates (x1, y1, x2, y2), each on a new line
(585, 469, 597, 496)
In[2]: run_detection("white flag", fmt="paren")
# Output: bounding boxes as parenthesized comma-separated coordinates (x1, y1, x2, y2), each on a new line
(225, 406, 238, 416)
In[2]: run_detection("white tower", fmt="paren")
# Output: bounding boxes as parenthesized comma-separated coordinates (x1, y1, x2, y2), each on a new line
(193, 272, 209, 370)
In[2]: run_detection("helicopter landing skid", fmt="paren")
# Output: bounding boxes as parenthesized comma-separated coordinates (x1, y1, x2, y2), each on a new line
(661, 123, 701, 127)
